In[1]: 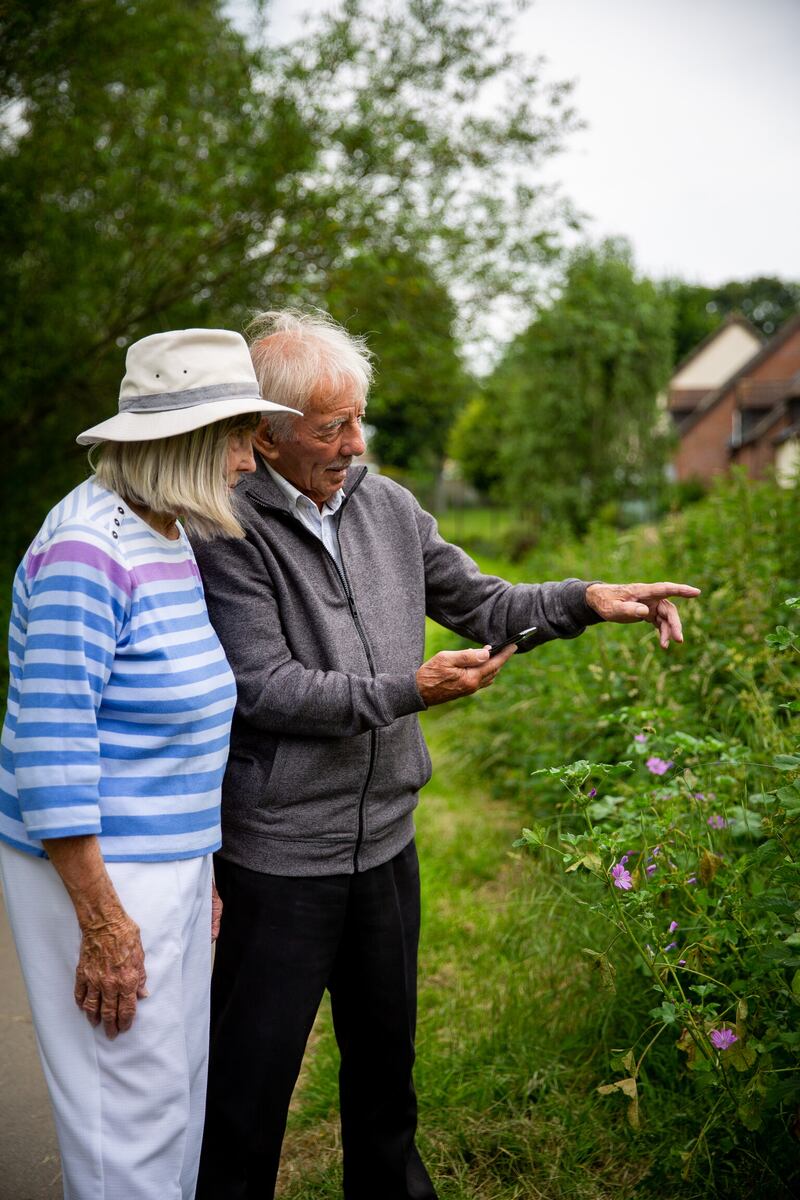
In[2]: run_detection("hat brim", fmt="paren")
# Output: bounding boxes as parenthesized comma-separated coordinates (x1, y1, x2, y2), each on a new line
(76, 397, 301, 445)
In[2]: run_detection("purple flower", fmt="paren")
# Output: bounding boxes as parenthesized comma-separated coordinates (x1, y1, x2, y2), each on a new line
(646, 757, 673, 776)
(668, 920, 679, 933)
(611, 862, 633, 890)
(678, 959, 686, 966)
(635, 733, 648, 743)
(687, 876, 697, 885)
(693, 792, 705, 800)
(665, 941, 678, 952)
(588, 787, 597, 798)
(707, 814, 730, 830)
(652, 845, 661, 857)
(709, 1028, 738, 1051)
(646, 863, 657, 876)
(619, 854, 629, 866)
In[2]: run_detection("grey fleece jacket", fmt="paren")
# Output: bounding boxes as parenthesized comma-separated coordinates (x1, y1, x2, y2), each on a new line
(191, 460, 602, 876)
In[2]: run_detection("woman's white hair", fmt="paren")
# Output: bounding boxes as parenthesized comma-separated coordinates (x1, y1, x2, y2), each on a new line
(246, 308, 374, 441)
(93, 414, 260, 541)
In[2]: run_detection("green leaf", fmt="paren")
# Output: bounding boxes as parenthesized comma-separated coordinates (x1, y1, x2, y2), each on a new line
(514, 825, 547, 848)
(650, 1001, 678, 1025)
(727, 1041, 757, 1073)
(610, 1048, 636, 1074)
(582, 948, 616, 992)
(776, 782, 800, 810)
(738, 1100, 763, 1130)
(765, 626, 796, 649)
(565, 852, 603, 874)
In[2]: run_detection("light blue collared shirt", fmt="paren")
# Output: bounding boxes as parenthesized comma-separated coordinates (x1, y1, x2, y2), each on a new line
(265, 463, 345, 572)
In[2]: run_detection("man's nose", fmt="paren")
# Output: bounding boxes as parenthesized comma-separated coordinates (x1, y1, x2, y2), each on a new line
(341, 423, 366, 457)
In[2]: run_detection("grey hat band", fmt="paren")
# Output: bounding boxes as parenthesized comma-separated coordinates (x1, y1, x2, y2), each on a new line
(119, 381, 262, 414)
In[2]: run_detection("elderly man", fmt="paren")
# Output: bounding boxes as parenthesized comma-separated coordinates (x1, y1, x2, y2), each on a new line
(192, 309, 699, 1200)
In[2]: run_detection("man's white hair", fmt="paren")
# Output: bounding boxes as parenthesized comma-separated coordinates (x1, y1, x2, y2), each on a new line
(246, 308, 374, 441)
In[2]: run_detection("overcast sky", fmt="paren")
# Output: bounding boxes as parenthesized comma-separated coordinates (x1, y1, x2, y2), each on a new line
(228, 0, 800, 287)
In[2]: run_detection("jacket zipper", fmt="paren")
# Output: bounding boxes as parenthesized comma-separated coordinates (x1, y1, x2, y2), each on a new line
(327, 548, 376, 872)
(250, 473, 375, 871)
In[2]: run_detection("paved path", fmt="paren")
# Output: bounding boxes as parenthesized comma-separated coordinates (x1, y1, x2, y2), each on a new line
(0, 883, 61, 1199)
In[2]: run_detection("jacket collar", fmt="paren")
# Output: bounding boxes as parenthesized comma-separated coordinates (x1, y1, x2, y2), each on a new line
(240, 456, 369, 515)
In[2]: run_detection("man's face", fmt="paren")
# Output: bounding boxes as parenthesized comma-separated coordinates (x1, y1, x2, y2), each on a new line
(257, 377, 367, 508)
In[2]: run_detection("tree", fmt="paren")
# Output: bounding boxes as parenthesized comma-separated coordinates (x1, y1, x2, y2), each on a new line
(326, 250, 470, 470)
(0, 0, 315, 575)
(661, 277, 800, 366)
(270, 0, 582, 330)
(0, 0, 580, 581)
(453, 240, 674, 532)
(447, 392, 505, 498)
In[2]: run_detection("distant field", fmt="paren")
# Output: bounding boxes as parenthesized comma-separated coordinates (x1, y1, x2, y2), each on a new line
(433, 507, 513, 553)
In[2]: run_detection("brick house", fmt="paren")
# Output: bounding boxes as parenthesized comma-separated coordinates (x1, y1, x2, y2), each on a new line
(672, 314, 800, 485)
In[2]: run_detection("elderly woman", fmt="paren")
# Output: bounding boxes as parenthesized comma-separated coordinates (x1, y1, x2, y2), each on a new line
(0, 328, 297, 1200)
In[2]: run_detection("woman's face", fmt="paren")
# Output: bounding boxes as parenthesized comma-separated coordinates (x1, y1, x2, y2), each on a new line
(227, 430, 257, 489)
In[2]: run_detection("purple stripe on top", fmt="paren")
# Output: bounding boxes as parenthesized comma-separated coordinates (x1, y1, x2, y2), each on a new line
(26, 541, 132, 594)
(131, 559, 201, 587)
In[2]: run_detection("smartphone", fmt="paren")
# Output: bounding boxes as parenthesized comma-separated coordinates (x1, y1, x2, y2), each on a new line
(488, 626, 539, 656)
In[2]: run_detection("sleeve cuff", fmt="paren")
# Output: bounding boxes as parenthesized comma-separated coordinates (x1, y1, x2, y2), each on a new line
(563, 579, 606, 627)
(379, 672, 428, 719)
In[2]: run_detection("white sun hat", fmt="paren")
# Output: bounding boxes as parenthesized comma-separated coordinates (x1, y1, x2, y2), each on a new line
(76, 327, 300, 445)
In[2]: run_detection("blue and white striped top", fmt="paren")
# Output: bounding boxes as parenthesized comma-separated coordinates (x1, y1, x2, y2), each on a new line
(0, 478, 236, 862)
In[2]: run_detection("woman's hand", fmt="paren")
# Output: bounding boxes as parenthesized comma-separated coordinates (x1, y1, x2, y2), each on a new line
(74, 913, 148, 1039)
(42, 834, 149, 1040)
(211, 877, 223, 942)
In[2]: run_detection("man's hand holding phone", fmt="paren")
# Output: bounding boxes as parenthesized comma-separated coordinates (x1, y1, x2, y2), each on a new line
(416, 642, 517, 707)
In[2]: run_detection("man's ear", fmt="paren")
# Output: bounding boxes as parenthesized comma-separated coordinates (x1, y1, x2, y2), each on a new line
(254, 420, 280, 461)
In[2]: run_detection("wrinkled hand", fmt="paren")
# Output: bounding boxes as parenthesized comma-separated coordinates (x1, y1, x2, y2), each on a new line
(211, 877, 223, 942)
(416, 643, 517, 707)
(586, 581, 701, 649)
(74, 914, 148, 1040)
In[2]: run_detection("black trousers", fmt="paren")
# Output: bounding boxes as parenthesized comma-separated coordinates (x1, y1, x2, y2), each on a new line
(196, 840, 438, 1200)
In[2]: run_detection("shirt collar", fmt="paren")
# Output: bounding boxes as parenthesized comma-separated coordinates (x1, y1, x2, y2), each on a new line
(264, 462, 345, 517)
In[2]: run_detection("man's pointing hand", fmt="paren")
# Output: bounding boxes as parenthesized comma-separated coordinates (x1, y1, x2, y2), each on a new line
(585, 582, 701, 649)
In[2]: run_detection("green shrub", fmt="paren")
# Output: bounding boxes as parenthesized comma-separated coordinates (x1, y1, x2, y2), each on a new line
(440, 473, 800, 1194)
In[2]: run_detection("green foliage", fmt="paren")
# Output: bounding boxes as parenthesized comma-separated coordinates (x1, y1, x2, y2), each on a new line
(447, 391, 506, 498)
(452, 239, 675, 531)
(519, 718, 800, 1181)
(0, 0, 313, 573)
(280, 0, 582, 321)
(1, 0, 580, 581)
(661, 276, 800, 365)
(326, 249, 471, 469)
(430, 472, 800, 1194)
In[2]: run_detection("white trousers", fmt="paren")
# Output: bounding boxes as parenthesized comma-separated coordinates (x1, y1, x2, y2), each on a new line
(0, 844, 212, 1200)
